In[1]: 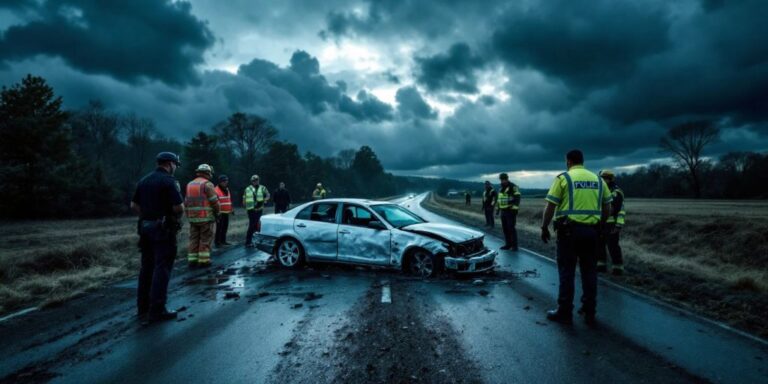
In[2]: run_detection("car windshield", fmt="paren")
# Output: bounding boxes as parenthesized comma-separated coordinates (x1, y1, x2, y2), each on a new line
(371, 204, 425, 228)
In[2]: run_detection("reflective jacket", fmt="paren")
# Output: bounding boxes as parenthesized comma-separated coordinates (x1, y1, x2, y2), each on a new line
(606, 184, 626, 226)
(215, 186, 233, 214)
(186, 177, 218, 223)
(244, 185, 267, 211)
(545, 166, 612, 225)
(498, 184, 521, 210)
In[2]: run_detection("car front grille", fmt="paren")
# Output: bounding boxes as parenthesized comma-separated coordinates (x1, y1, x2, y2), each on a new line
(453, 238, 485, 257)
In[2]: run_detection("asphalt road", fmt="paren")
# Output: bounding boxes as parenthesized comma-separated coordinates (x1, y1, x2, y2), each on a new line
(1, 194, 766, 383)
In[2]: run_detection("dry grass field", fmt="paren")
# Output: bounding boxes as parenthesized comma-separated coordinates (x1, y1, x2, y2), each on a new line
(424, 194, 768, 338)
(0, 214, 250, 314)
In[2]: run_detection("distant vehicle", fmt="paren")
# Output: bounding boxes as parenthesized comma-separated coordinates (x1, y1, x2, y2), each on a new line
(254, 199, 496, 277)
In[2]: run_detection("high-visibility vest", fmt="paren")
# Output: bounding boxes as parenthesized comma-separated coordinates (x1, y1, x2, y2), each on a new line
(606, 186, 626, 226)
(551, 167, 605, 225)
(244, 185, 266, 210)
(312, 188, 326, 200)
(186, 177, 216, 223)
(215, 186, 232, 214)
(498, 185, 520, 210)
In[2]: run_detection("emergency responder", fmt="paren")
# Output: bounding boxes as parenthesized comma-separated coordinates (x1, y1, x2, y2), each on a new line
(214, 174, 234, 247)
(481, 181, 497, 228)
(273, 181, 291, 213)
(185, 164, 220, 267)
(598, 170, 625, 275)
(130, 151, 184, 324)
(465, 191, 472, 206)
(312, 183, 327, 200)
(497, 173, 521, 251)
(244, 175, 270, 247)
(540, 150, 612, 326)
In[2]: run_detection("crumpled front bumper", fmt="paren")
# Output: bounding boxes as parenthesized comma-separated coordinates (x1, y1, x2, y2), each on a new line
(444, 249, 497, 273)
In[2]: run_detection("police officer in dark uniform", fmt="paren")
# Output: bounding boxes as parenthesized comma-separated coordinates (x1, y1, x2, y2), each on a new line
(130, 152, 185, 324)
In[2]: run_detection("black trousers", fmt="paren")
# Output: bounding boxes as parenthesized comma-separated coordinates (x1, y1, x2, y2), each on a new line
(500, 209, 518, 248)
(245, 209, 262, 245)
(556, 224, 598, 314)
(138, 221, 177, 315)
(484, 208, 495, 228)
(598, 224, 624, 266)
(215, 213, 230, 245)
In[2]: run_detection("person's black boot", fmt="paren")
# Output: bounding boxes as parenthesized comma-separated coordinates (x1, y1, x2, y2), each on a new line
(146, 310, 177, 325)
(500, 245, 511, 250)
(546, 309, 573, 324)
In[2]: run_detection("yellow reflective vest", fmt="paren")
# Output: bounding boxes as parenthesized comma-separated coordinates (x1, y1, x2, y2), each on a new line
(498, 184, 521, 210)
(244, 185, 267, 211)
(545, 165, 612, 225)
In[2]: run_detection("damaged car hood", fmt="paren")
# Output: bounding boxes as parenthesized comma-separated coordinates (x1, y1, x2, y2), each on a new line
(400, 223, 483, 244)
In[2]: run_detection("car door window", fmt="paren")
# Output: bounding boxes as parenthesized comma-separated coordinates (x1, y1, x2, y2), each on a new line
(299, 203, 338, 223)
(341, 204, 376, 227)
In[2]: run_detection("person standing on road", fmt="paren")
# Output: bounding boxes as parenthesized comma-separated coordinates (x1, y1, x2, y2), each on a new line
(214, 175, 234, 247)
(273, 181, 291, 214)
(481, 181, 497, 228)
(312, 182, 327, 200)
(465, 191, 472, 206)
(598, 170, 626, 275)
(244, 175, 270, 247)
(497, 173, 521, 251)
(185, 164, 220, 268)
(130, 152, 184, 324)
(540, 150, 612, 326)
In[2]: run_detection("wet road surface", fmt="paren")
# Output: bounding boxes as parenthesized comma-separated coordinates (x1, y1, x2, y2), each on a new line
(1, 194, 766, 383)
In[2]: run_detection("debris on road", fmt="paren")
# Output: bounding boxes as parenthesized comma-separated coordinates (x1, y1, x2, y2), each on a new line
(291, 303, 304, 309)
(472, 279, 485, 286)
(478, 290, 490, 296)
(224, 292, 240, 300)
(304, 292, 323, 301)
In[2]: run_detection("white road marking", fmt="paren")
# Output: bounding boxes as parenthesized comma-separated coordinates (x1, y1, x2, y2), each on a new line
(0, 307, 37, 323)
(381, 280, 391, 304)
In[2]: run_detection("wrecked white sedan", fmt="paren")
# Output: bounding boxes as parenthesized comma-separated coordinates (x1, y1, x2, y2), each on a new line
(253, 198, 496, 277)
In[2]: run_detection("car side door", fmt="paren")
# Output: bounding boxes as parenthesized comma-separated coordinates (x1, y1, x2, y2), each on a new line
(337, 204, 391, 265)
(293, 202, 340, 260)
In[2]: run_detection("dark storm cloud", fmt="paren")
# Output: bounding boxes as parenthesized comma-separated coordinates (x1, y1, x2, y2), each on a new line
(396, 86, 437, 120)
(237, 50, 392, 123)
(0, 0, 214, 85)
(491, 0, 670, 89)
(415, 42, 485, 94)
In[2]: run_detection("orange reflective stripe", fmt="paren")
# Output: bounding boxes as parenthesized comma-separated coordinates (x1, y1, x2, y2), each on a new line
(186, 178, 214, 221)
(215, 186, 233, 213)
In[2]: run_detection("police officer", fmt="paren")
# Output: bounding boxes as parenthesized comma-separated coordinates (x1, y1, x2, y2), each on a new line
(312, 182, 327, 200)
(497, 173, 521, 251)
(481, 181, 497, 228)
(244, 175, 270, 247)
(540, 150, 612, 326)
(598, 170, 626, 275)
(130, 152, 184, 324)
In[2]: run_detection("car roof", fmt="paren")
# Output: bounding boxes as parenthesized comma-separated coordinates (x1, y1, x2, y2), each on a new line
(311, 198, 395, 206)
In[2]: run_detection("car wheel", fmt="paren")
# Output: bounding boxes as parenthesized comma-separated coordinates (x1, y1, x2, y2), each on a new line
(408, 249, 439, 278)
(276, 238, 304, 269)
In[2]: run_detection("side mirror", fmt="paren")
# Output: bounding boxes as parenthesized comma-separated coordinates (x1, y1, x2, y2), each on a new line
(368, 220, 387, 230)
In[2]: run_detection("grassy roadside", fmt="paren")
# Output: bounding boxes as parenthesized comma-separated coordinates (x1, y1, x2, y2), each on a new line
(0, 214, 251, 314)
(422, 193, 768, 339)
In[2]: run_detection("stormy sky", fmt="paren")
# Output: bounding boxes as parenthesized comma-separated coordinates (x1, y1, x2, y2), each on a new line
(1, 0, 766, 187)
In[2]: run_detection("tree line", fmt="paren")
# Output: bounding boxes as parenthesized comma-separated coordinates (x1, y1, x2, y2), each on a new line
(0, 75, 447, 219)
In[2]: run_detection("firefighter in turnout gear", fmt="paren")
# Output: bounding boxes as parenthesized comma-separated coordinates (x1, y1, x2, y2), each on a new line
(497, 173, 521, 251)
(214, 174, 234, 247)
(244, 174, 270, 247)
(312, 183, 327, 200)
(540, 150, 612, 326)
(185, 164, 220, 267)
(598, 170, 626, 275)
(131, 152, 184, 324)
(482, 181, 497, 228)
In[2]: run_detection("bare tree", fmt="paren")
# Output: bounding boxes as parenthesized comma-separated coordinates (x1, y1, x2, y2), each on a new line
(122, 113, 157, 181)
(334, 148, 356, 169)
(214, 112, 277, 175)
(660, 120, 719, 198)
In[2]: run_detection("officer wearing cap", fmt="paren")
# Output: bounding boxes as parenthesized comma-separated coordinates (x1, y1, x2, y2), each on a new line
(130, 152, 184, 324)
(540, 149, 612, 326)
(598, 170, 626, 275)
